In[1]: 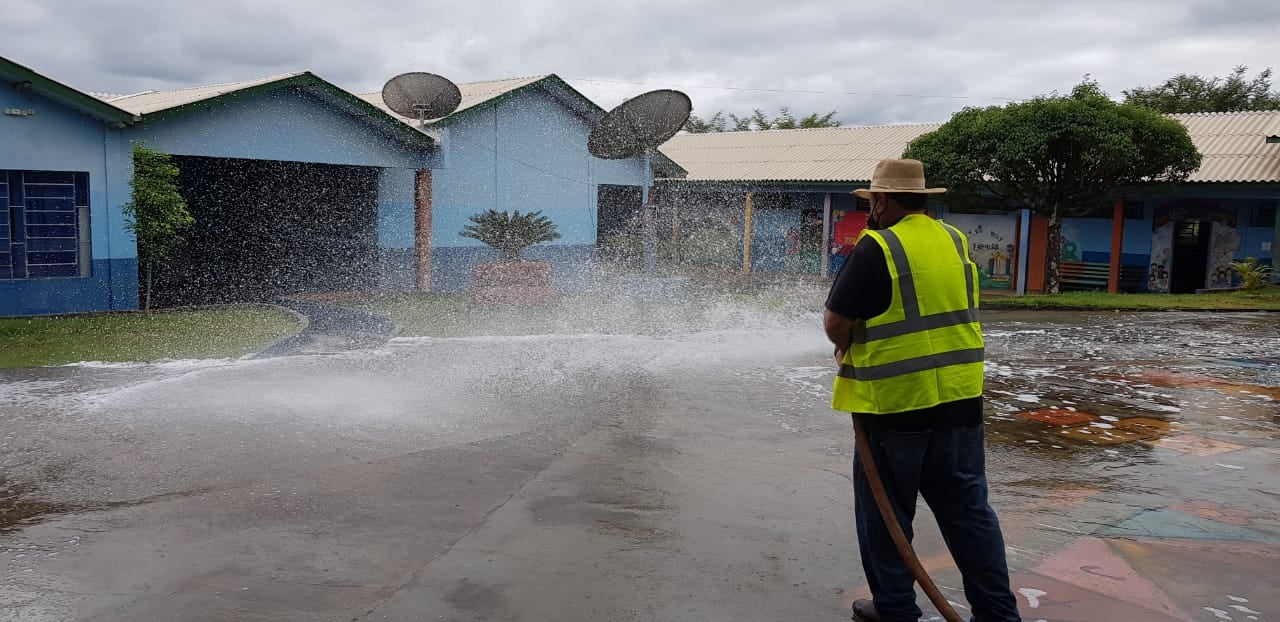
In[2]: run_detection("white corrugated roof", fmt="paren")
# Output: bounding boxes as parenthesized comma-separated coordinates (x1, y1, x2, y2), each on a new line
(1170, 111, 1280, 183)
(358, 75, 550, 125)
(108, 72, 307, 115)
(660, 124, 940, 183)
(661, 110, 1280, 184)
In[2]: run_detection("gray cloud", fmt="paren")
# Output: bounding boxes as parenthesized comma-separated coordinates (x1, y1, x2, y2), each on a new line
(5, 0, 1277, 123)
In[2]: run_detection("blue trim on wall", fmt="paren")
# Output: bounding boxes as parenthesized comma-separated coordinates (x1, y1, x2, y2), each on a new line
(1, 258, 138, 316)
(433, 244, 596, 292)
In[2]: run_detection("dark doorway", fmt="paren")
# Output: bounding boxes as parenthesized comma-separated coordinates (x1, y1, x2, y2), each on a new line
(1170, 220, 1210, 293)
(597, 184, 642, 245)
(155, 157, 378, 306)
(596, 184, 642, 264)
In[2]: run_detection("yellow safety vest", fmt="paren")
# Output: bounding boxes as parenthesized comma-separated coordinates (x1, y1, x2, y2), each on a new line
(831, 214, 984, 415)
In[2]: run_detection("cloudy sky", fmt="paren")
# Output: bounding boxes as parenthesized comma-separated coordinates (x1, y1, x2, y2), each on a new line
(7, 0, 1279, 125)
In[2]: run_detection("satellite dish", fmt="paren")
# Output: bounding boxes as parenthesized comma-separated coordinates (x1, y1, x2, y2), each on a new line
(588, 89, 692, 160)
(381, 72, 462, 124)
(588, 89, 692, 275)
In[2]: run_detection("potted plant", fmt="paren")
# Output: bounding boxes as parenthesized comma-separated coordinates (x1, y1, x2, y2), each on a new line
(460, 209, 562, 305)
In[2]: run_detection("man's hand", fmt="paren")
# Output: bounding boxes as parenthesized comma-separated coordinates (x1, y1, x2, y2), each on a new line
(824, 309, 855, 366)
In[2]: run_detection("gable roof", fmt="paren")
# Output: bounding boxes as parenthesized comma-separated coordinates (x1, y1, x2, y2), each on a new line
(359, 74, 686, 176)
(660, 110, 1280, 184)
(109, 72, 435, 149)
(0, 56, 138, 125)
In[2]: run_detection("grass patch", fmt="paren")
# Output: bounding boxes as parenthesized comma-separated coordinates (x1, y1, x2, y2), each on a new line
(0, 307, 303, 368)
(984, 285, 1280, 311)
(341, 290, 816, 337)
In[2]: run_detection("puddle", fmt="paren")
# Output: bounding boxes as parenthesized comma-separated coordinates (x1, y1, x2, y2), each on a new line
(0, 474, 213, 534)
(0, 477, 76, 534)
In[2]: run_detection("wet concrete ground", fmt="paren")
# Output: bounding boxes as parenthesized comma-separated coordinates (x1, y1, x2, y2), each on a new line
(1, 305, 1277, 621)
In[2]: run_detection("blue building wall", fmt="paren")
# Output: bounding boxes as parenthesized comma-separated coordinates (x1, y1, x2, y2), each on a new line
(0, 82, 137, 316)
(431, 88, 647, 290)
(946, 188, 1276, 292)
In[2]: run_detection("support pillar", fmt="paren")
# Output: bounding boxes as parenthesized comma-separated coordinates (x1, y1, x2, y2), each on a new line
(1015, 208, 1031, 295)
(1108, 198, 1125, 293)
(743, 192, 754, 274)
(821, 193, 832, 277)
(1273, 202, 1280, 282)
(414, 170, 432, 291)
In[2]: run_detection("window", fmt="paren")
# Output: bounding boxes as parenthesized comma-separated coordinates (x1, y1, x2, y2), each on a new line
(946, 197, 1018, 215)
(1078, 201, 1144, 220)
(1251, 202, 1277, 228)
(2, 171, 90, 280)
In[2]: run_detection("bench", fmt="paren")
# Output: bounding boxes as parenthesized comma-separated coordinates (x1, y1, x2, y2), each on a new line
(1059, 261, 1145, 293)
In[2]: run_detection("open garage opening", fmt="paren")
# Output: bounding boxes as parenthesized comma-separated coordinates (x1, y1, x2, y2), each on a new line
(153, 156, 379, 307)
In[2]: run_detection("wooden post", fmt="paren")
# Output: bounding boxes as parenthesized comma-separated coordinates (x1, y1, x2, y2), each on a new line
(1273, 204, 1280, 283)
(743, 192, 754, 274)
(821, 193, 832, 277)
(1108, 198, 1124, 293)
(414, 170, 433, 291)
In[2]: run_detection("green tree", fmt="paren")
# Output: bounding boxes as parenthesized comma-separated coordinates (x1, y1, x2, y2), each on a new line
(683, 107, 841, 132)
(1123, 66, 1280, 113)
(904, 79, 1201, 294)
(122, 143, 193, 311)
(460, 209, 561, 261)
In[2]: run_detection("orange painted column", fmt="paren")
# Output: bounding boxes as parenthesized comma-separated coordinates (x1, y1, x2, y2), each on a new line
(1108, 198, 1124, 294)
(1026, 214, 1048, 294)
(414, 170, 433, 291)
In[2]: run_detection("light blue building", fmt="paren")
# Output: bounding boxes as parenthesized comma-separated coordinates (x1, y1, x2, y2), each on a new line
(361, 75, 684, 291)
(3, 58, 687, 316)
(2, 56, 438, 315)
(1, 57, 140, 315)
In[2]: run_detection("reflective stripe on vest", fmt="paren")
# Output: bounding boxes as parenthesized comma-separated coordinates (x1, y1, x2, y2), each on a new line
(839, 347, 985, 381)
(847, 226, 980, 346)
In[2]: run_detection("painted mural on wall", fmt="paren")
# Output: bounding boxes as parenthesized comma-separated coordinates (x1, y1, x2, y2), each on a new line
(1149, 222, 1173, 293)
(1206, 221, 1241, 289)
(942, 214, 1017, 289)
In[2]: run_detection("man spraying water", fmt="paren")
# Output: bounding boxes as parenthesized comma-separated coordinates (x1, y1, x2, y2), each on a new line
(823, 159, 1022, 622)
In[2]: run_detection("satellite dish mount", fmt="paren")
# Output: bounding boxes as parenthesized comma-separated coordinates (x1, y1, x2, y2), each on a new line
(588, 89, 692, 274)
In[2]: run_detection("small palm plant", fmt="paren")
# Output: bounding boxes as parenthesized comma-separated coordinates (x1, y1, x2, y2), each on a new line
(1230, 257, 1277, 289)
(460, 209, 561, 262)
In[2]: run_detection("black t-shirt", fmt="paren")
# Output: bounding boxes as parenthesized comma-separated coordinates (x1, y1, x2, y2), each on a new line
(825, 233, 983, 431)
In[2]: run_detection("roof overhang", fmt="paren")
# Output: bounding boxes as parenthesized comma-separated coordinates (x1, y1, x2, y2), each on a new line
(125, 73, 436, 150)
(0, 56, 139, 126)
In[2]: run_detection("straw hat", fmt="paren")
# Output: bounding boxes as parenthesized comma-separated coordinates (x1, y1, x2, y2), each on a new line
(852, 159, 946, 199)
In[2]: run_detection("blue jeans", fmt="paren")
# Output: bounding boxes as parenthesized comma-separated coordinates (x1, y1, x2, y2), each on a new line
(853, 421, 1022, 622)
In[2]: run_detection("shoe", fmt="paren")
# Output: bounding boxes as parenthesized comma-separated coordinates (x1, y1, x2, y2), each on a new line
(851, 598, 880, 621)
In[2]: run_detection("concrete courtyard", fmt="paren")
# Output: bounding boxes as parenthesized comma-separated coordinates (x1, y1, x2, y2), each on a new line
(1, 305, 1277, 621)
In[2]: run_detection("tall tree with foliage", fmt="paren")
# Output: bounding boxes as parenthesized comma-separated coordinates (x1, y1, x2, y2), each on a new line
(122, 143, 193, 310)
(1123, 66, 1280, 113)
(684, 107, 842, 132)
(904, 80, 1201, 294)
